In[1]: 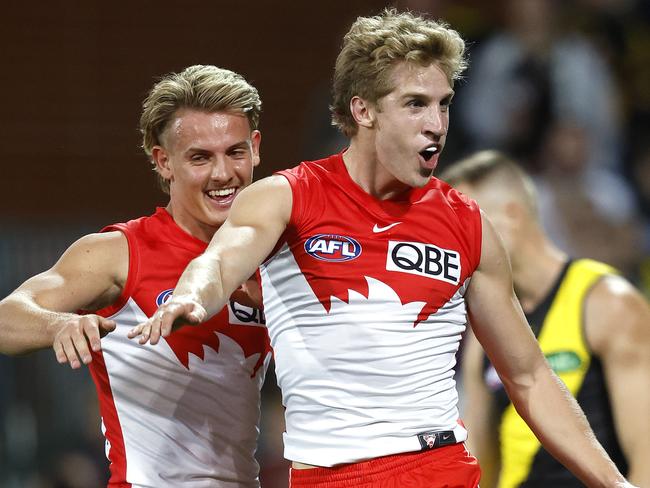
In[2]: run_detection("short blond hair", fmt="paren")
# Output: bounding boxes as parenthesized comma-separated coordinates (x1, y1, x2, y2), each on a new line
(140, 65, 262, 194)
(331, 8, 467, 137)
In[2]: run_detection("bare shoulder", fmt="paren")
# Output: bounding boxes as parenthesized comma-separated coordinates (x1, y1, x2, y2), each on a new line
(9, 230, 129, 313)
(50, 231, 129, 288)
(585, 273, 650, 355)
(61, 231, 128, 266)
(475, 211, 511, 275)
(229, 174, 293, 225)
(238, 174, 292, 198)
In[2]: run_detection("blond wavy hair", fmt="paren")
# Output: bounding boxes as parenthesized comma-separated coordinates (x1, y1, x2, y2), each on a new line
(140, 65, 262, 194)
(331, 9, 467, 137)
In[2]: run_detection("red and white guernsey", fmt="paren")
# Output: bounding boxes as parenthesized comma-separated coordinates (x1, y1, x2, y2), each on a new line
(89, 208, 272, 488)
(260, 152, 482, 466)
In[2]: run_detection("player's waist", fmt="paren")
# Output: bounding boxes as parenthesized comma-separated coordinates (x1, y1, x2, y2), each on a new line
(284, 423, 468, 467)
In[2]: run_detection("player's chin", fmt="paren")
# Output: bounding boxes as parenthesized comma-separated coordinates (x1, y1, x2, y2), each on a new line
(411, 168, 435, 187)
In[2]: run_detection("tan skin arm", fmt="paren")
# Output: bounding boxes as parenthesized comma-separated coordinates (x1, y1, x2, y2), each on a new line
(586, 276, 650, 486)
(0, 231, 127, 368)
(128, 175, 292, 344)
(466, 213, 631, 488)
(461, 327, 500, 488)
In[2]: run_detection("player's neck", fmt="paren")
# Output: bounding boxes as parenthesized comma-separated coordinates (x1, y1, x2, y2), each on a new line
(342, 142, 411, 200)
(512, 234, 567, 313)
(165, 202, 219, 243)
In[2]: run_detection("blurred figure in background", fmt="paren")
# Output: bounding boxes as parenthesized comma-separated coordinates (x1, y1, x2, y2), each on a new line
(0, 65, 272, 487)
(441, 150, 650, 488)
(454, 0, 642, 275)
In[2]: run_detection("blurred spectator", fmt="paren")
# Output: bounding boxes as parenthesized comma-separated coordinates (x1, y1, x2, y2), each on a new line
(458, 0, 625, 174)
(533, 120, 644, 277)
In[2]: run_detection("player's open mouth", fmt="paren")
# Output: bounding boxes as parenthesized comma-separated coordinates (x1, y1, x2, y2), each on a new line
(419, 145, 439, 162)
(206, 187, 237, 203)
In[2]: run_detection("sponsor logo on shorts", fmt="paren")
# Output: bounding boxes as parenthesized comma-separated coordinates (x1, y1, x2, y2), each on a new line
(386, 240, 461, 284)
(155, 288, 174, 306)
(304, 234, 362, 262)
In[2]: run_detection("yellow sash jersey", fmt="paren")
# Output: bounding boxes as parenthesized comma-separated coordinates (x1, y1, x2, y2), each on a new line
(484, 259, 629, 487)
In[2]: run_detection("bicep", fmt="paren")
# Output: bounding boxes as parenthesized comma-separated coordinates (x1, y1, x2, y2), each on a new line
(11, 231, 128, 313)
(465, 214, 546, 387)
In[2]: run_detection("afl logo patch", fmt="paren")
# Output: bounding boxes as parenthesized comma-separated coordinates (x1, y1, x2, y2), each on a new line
(305, 234, 362, 262)
(155, 288, 174, 306)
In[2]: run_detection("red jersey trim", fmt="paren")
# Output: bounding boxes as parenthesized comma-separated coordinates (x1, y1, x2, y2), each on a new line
(275, 169, 304, 232)
(95, 223, 139, 318)
(89, 349, 131, 487)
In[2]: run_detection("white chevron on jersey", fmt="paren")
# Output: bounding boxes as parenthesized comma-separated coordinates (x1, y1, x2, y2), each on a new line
(99, 297, 269, 488)
(261, 243, 469, 466)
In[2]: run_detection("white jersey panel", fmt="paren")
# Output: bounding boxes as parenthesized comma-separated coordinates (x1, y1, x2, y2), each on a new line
(260, 244, 469, 466)
(101, 298, 268, 488)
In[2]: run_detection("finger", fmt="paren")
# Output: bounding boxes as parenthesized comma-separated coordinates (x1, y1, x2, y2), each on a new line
(53, 338, 68, 364)
(150, 314, 165, 345)
(158, 304, 185, 339)
(60, 336, 82, 369)
(83, 319, 102, 353)
(127, 323, 143, 339)
(138, 319, 153, 345)
(70, 323, 93, 365)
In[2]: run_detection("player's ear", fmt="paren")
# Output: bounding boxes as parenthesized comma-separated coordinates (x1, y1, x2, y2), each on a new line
(152, 146, 173, 181)
(504, 200, 528, 227)
(350, 96, 376, 130)
(250, 130, 261, 168)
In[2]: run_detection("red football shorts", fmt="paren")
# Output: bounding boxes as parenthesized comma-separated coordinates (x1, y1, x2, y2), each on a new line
(288, 443, 481, 488)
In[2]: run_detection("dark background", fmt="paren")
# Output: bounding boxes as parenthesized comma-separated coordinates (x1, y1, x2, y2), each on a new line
(1, 0, 395, 224)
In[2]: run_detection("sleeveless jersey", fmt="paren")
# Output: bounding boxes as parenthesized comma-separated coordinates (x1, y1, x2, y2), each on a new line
(260, 152, 482, 466)
(484, 258, 628, 487)
(89, 208, 272, 488)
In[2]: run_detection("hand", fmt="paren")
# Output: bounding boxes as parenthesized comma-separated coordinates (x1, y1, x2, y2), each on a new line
(51, 314, 116, 369)
(127, 296, 206, 345)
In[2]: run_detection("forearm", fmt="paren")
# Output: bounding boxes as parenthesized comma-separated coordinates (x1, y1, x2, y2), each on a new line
(173, 253, 230, 318)
(505, 365, 625, 488)
(0, 293, 69, 354)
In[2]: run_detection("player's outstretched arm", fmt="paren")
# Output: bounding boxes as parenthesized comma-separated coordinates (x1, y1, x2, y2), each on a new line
(586, 275, 650, 486)
(128, 175, 292, 345)
(466, 212, 634, 488)
(0, 232, 127, 368)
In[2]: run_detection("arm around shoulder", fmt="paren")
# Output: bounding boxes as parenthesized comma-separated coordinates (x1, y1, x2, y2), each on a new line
(129, 175, 292, 344)
(175, 174, 292, 315)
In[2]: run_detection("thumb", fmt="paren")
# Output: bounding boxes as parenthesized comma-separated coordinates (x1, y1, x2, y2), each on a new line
(99, 318, 117, 336)
(185, 303, 207, 324)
